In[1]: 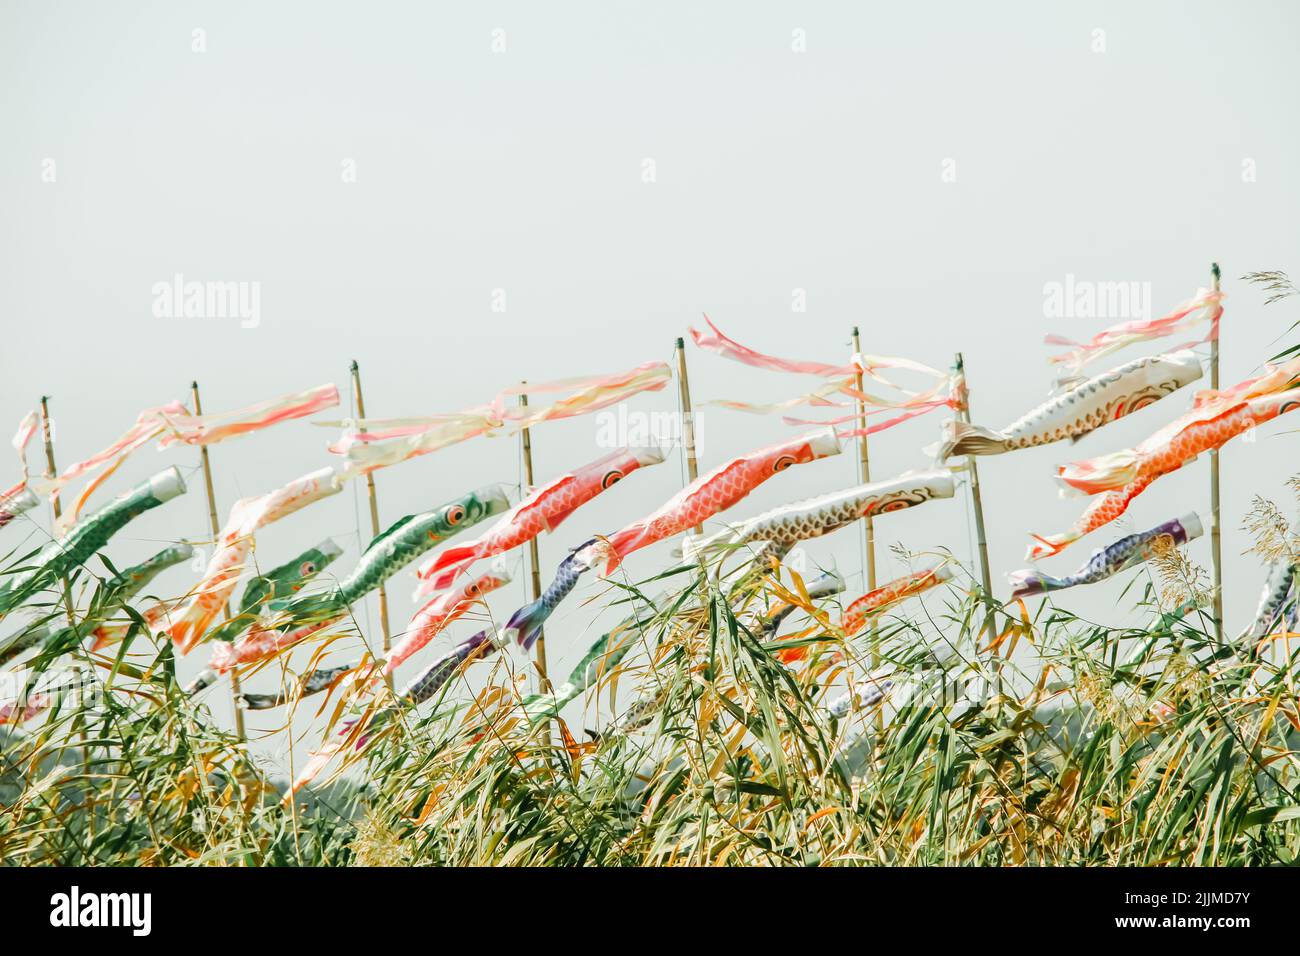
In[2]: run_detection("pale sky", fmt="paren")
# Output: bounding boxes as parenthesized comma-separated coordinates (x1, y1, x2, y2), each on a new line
(3, 1, 1299, 774)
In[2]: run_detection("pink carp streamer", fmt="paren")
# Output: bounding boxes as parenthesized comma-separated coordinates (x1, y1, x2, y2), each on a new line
(324, 361, 671, 476)
(1029, 388, 1300, 560)
(414, 445, 665, 596)
(209, 617, 339, 674)
(385, 570, 509, 676)
(1046, 287, 1224, 375)
(28, 384, 339, 530)
(583, 429, 842, 575)
(166, 467, 343, 652)
(0, 693, 51, 727)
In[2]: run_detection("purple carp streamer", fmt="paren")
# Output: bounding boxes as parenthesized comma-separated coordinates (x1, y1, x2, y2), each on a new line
(1008, 513, 1203, 600)
(938, 351, 1202, 459)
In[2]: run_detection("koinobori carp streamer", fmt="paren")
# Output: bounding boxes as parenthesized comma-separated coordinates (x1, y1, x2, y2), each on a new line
(204, 485, 510, 675)
(0, 468, 187, 620)
(683, 468, 956, 567)
(1008, 513, 1203, 599)
(2, 542, 195, 666)
(384, 570, 511, 676)
(938, 351, 1203, 459)
(0, 487, 38, 532)
(773, 565, 953, 663)
(1238, 559, 1297, 651)
(580, 428, 842, 576)
(1029, 387, 1300, 560)
(414, 445, 664, 597)
(167, 467, 342, 652)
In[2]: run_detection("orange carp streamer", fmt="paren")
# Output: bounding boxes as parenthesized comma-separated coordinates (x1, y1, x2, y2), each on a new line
(584, 429, 842, 575)
(1029, 387, 1300, 560)
(774, 565, 953, 664)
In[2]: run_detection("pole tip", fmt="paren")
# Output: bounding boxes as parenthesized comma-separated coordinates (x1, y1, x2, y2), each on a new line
(349, 359, 359, 372)
(190, 380, 199, 390)
(675, 337, 685, 349)
(1211, 262, 1221, 281)
(852, 325, 860, 336)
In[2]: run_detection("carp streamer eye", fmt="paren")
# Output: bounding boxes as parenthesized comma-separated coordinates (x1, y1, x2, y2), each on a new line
(772, 455, 797, 473)
(601, 469, 624, 489)
(445, 504, 467, 526)
(299, 561, 317, 576)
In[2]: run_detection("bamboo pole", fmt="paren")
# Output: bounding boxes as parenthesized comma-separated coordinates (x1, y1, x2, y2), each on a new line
(517, 386, 549, 691)
(349, 361, 393, 686)
(852, 328, 884, 738)
(851, 328, 877, 592)
(953, 354, 996, 655)
(39, 398, 94, 836)
(1209, 263, 1224, 643)
(674, 338, 702, 533)
(191, 382, 247, 742)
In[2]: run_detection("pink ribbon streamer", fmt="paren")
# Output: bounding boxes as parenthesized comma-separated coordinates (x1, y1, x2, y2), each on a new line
(326, 360, 671, 475)
(1046, 288, 1224, 374)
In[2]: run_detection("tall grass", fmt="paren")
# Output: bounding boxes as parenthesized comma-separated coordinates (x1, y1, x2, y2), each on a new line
(3, 526, 1298, 867)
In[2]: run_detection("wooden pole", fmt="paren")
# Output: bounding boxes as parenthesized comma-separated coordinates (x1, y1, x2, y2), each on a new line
(674, 338, 702, 534)
(517, 386, 549, 690)
(953, 354, 996, 652)
(349, 361, 393, 686)
(1209, 263, 1224, 642)
(851, 328, 877, 593)
(191, 382, 247, 742)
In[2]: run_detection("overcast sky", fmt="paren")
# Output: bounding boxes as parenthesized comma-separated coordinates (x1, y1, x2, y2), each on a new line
(3, 1, 1299, 772)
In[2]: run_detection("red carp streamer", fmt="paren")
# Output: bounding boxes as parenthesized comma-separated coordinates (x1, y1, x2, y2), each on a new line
(414, 445, 663, 596)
